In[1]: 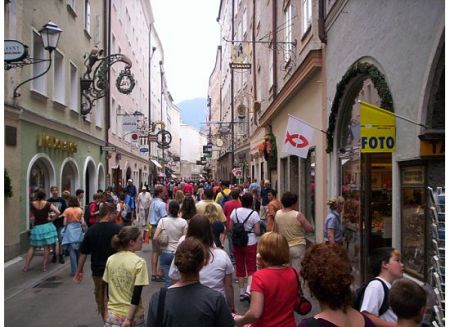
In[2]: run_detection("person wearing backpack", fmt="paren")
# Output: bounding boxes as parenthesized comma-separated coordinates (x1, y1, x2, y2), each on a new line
(230, 192, 261, 303)
(357, 247, 404, 327)
(215, 180, 232, 207)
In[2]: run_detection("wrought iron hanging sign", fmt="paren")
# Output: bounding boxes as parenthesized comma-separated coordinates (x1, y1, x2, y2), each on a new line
(80, 48, 136, 116)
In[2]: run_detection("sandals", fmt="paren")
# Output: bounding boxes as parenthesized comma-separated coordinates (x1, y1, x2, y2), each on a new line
(151, 275, 163, 282)
(22, 266, 29, 272)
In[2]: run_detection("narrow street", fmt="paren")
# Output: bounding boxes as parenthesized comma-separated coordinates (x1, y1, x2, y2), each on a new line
(5, 241, 320, 326)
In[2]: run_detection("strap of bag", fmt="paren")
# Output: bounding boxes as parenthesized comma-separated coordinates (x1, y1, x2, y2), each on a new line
(292, 268, 304, 296)
(156, 287, 167, 327)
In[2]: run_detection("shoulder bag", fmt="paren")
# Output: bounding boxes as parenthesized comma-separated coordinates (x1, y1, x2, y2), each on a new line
(157, 218, 169, 247)
(292, 268, 312, 315)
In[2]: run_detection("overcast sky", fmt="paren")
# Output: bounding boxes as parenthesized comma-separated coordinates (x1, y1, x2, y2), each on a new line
(151, 0, 220, 103)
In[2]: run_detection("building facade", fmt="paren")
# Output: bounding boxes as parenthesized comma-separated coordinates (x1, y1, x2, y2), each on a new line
(4, 0, 106, 259)
(324, 0, 445, 284)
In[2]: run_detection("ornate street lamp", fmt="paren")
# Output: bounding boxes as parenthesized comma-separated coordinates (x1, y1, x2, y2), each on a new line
(6, 21, 63, 97)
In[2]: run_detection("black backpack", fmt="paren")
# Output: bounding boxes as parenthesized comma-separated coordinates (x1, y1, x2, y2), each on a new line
(231, 209, 254, 247)
(353, 277, 390, 316)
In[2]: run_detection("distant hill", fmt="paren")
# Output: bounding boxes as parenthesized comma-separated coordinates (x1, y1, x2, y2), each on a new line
(177, 98, 208, 130)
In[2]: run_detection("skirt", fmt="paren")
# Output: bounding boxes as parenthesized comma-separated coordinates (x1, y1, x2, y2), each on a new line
(30, 222, 58, 247)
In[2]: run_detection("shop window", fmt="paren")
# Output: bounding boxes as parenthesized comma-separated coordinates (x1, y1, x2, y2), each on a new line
(400, 165, 426, 279)
(32, 30, 47, 95)
(53, 50, 65, 104)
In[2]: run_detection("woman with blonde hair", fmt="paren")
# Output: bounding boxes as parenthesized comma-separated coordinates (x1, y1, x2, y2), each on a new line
(204, 203, 226, 248)
(234, 232, 299, 327)
(174, 190, 185, 205)
(323, 196, 345, 245)
(103, 226, 149, 327)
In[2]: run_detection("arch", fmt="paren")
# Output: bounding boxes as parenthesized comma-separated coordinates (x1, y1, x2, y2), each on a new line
(326, 59, 394, 153)
(60, 157, 80, 194)
(83, 156, 97, 202)
(26, 153, 57, 230)
(97, 163, 106, 191)
(419, 30, 445, 130)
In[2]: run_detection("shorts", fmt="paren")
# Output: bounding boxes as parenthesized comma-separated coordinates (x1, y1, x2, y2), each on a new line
(93, 275, 108, 320)
(104, 310, 144, 327)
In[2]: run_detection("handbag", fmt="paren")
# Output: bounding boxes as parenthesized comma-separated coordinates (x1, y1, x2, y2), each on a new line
(292, 268, 312, 315)
(157, 219, 169, 247)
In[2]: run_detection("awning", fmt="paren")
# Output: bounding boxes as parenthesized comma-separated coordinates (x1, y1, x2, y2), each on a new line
(151, 159, 162, 168)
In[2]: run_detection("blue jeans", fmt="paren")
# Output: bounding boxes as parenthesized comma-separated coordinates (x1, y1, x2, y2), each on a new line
(67, 243, 80, 275)
(159, 251, 175, 288)
(227, 233, 235, 263)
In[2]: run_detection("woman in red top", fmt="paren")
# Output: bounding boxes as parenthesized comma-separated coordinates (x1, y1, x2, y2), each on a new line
(234, 232, 298, 327)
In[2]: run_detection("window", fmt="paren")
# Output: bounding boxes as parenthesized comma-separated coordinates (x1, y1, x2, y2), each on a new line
(53, 50, 65, 104)
(302, 0, 312, 34)
(32, 30, 47, 95)
(284, 2, 293, 62)
(67, 0, 77, 16)
(84, 0, 91, 34)
(69, 62, 78, 111)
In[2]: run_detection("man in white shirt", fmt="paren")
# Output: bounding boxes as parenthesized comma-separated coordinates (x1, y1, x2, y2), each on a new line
(137, 186, 152, 227)
(360, 247, 404, 327)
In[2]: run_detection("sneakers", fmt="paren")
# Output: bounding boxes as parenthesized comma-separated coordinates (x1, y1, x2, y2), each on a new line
(59, 255, 65, 264)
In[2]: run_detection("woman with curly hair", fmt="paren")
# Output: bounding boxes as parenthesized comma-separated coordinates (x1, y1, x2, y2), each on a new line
(180, 196, 196, 221)
(299, 243, 375, 327)
(174, 190, 185, 206)
(234, 232, 299, 327)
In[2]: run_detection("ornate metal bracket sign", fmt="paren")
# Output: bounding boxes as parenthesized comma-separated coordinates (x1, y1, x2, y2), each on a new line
(156, 130, 172, 147)
(80, 48, 135, 116)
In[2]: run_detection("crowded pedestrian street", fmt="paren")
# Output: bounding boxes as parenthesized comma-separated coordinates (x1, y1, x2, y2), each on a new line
(4, 0, 445, 326)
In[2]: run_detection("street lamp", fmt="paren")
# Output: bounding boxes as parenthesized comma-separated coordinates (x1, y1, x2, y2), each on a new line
(9, 21, 63, 98)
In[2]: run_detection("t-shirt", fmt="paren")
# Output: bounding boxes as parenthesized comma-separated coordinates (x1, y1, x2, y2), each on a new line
(103, 251, 149, 318)
(149, 198, 167, 225)
(137, 192, 152, 210)
(212, 221, 225, 248)
(298, 315, 375, 327)
(183, 183, 194, 194)
(196, 200, 227, 223)
(48, 196, 67, 228)
(169, 247, 234, 297)
(147, 283, 234, 327)
(223, 200, 242, 228)
(274, 210, 307, 247)
(360, 277, 397, 322)
(157, 217, 188, 252)
(323, 210, 343, 242)
(250, 267, 298, 327)
(79, 222, 122, 276)
(230, 208, 260, 245)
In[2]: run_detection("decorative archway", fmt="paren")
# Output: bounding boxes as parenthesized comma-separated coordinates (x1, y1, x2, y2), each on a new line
(60, 157, 80, 194)
(83, 157, 97, 202)
(97, 163, 106, 191)
(26, 153, 56, 230)
(326, 61, 394, 153)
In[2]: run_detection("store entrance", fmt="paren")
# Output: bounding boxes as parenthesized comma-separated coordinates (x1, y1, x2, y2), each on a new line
(361, 153, 392, 281)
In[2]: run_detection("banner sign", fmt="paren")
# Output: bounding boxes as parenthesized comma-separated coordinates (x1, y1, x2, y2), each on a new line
(122, 115, 139, 134)
(283, 115, 314, 158)
(360, 101, 396, 153)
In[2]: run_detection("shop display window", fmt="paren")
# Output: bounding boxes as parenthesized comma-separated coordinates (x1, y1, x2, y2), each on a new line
(400, 166, 426, 279)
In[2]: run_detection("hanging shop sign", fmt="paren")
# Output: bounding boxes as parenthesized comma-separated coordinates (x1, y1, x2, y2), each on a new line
(156, 130, 172, 147)
(360, 101, 396, 153)
(122, 115, 139, 134)
(37, 133, 77, 154)
(419, 140, 444, 157)
(230, 43, 252, 69)
(4, 40, 28, 62)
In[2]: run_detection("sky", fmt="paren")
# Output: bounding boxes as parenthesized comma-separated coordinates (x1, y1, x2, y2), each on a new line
(151, 0, 221, 103)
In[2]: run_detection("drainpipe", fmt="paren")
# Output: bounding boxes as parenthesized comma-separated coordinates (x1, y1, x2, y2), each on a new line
(230, 0, 235, 182)
(104, 0, 111, 189)
(272, 0, 277, 96)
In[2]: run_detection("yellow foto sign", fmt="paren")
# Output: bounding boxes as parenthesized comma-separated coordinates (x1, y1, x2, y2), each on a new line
(360, 101, 396, 153)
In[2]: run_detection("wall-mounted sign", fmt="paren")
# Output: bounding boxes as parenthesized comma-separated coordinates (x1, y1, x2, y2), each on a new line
(37, 133, 77, 154)
(401, 166, 425, 186)
(139, 147, 149, 153)
(101, 146, 116, 152)
(230, 43, 251, 69)
(116, 69, 135, 95)
(122, 115, 139, 133)
(420, 140, 444, 157)
(4, 40, 28, 62)
(360, 101, 396, 153)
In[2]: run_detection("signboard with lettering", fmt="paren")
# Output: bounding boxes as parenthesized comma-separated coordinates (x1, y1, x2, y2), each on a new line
(122, 115, 139, 133)
(360, 101, 396, 153)
(4, 40, 28, 62)
(420, 140, 444, 157)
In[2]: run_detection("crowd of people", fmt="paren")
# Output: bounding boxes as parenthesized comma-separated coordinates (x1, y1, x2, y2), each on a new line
(24, 178, 429, 326)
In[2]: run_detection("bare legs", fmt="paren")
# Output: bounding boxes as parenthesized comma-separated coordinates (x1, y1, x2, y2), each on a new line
(23, 246, 51, 272)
